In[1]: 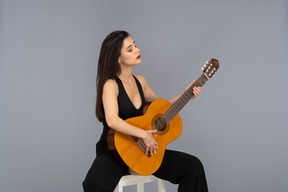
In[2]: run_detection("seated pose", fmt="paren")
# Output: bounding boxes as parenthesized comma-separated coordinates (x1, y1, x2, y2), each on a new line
(83, 31, 209, 192)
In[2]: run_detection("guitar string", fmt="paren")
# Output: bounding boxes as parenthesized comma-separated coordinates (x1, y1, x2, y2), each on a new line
(164, 76, 206, 123)
(137, 75, 210, 145)
(134, 73, 213, 154)
(138, 84, 193, 150)
(131, 72, 214, 155)
(134, 94, 193, 153)
(166, 87, 194, 122)
(152, 87, 194, 133)
(137, 139, 146, 152)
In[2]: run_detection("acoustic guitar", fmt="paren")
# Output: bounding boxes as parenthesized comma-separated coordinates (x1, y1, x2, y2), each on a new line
(108, 58, 219, 175)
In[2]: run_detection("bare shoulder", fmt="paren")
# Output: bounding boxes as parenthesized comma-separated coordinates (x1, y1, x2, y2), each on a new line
(103, 79, 118, 95)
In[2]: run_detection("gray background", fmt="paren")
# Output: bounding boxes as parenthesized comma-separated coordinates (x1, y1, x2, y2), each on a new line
(1, 0, 287, 192)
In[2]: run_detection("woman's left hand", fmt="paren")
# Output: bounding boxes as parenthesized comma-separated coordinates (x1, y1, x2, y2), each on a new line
(186, 80, 202, 99)
(191, 86, 202, 99)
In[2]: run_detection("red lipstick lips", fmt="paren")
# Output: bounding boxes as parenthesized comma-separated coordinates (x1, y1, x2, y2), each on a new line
(137, 55, 141, 59)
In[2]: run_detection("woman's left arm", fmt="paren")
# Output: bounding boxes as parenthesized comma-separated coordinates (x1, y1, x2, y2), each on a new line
(136, 75, 202, 105)
(168, 80, 202, 104)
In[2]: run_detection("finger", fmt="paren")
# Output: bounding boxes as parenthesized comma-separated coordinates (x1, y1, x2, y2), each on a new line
(150, 145, 156, 155)
(185, 80, 196, 91)
(193, 87, 202, 95)
(151, 148, 155, 155)
(146, 147, 149, 155)
(149, 146, 153, 155)
(150, 130, 157, 134)
(153, 145, 157, 154)
(152, 138, 158, 148)
(197, 87, 202, 92)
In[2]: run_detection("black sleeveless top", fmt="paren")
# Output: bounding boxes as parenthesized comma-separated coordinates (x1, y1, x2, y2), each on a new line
(96, 75, 146, 155)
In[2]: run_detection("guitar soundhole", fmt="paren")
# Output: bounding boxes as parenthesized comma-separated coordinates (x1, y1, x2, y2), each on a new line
(152, 115, 169, 135)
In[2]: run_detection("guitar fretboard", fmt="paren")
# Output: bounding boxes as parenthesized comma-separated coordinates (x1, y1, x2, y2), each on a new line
(162, 73, 209, 123)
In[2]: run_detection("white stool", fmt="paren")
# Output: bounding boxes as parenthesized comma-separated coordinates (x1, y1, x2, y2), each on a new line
(114, 172, 166, 192)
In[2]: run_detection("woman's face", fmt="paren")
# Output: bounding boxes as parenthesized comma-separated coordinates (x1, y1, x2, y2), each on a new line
(118, 36, 141, 66)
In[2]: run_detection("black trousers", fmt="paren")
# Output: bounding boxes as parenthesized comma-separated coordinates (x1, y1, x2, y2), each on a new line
(82, 149, 208, 192)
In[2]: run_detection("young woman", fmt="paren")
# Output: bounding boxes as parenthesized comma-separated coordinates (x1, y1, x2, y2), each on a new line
(83, 31, 208, 192)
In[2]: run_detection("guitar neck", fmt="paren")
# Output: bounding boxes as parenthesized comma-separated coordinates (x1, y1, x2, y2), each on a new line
(162, 73, 209, 123)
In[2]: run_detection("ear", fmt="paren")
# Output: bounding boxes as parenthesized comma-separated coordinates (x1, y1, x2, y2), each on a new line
(118, 57, 121, 64)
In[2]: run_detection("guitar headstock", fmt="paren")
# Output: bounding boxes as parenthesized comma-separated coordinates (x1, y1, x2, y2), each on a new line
(201, 58, 219, 79)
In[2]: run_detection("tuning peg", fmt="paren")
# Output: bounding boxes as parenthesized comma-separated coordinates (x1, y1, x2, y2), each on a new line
(201, 61, 210, 71)
(208, 68, 217, 77)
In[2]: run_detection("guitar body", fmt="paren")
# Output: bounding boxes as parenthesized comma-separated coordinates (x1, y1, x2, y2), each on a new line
(107, 58, 219, 176)
(108, 98, 183, 175)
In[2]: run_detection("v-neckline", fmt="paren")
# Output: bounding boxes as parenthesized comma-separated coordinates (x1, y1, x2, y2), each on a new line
(118, 76, 142, 110)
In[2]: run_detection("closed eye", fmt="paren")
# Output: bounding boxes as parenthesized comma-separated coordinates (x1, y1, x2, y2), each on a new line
(126, 41, 137, 52)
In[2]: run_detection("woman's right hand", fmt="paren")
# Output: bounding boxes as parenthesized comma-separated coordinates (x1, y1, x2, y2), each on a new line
(142, 130, 158, 156)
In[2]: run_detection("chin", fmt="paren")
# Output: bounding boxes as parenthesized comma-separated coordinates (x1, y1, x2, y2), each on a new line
(135, 59, 142, 65)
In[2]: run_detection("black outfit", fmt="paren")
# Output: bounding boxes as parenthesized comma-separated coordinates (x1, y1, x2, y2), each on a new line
(83, 76, 208, 192)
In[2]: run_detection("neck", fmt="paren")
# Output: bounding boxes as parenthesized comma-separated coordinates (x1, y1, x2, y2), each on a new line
(118, 65, 134, 82)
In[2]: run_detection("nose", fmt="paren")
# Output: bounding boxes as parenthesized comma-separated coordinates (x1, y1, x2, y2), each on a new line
(135, 46, 140, 53)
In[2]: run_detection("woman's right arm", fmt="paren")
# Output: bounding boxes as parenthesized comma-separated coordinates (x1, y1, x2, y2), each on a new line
(102, 79, 158, 155)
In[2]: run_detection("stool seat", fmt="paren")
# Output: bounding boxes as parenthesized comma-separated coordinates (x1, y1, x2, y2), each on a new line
(114, 173, 166, 192)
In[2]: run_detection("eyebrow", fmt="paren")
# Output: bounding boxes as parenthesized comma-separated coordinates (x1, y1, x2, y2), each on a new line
(126, 41, 135, 50)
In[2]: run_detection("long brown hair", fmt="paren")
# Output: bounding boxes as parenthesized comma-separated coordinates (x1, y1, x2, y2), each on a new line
(96, 31, 130, 122)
